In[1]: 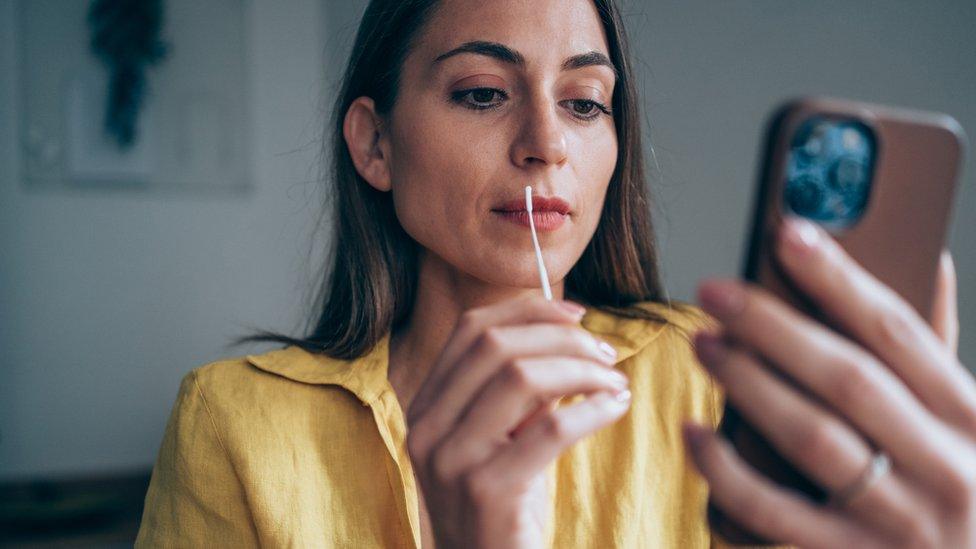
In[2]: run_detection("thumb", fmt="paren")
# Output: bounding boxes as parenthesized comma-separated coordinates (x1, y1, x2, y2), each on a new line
(932, 249, 959, 355)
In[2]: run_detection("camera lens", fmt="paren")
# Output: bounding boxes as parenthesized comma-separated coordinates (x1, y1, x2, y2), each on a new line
(799, 137, 822, 160)
(792, 123, 827, 164)
(830, 156, 867, 195)
(786, 174, 825, 217)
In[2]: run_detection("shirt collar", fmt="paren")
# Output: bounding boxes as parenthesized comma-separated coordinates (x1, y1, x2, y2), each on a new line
(245, 304, 671, 406)
(247, 334, 392, 406)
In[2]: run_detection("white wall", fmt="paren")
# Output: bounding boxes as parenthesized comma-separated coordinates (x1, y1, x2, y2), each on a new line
(1, 0, 973, 481)
(0, 0, 328, 479)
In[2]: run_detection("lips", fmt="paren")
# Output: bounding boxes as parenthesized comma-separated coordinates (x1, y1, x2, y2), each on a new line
(491, 195, 572, 215)
(491, 193, 571, 232)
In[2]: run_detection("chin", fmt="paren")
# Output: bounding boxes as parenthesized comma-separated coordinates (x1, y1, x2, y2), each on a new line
(468, 260, 571, 291)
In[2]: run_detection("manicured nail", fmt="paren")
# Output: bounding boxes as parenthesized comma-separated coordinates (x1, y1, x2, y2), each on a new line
(697, 280, 746, 318)
(557, 300, 586, 317)
(596, 390, 629, 410)
(782, 216, 820, 255)
(693, 331, 728, 365)
(605, 369, 629, 389)
(939, 249, 955, 277)
(598, 340, 618, 361)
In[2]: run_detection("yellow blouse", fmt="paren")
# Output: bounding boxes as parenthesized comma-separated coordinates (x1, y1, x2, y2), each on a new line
(136, 302, 770, 548)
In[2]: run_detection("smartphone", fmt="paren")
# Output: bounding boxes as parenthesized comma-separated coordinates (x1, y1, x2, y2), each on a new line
(708, 97, 967, 545)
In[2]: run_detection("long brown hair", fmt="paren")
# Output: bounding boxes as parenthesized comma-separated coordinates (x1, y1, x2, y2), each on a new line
(237, 0, 670, 359)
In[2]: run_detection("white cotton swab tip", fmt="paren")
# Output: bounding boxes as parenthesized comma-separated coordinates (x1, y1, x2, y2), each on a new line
(525, 185, 553, 301)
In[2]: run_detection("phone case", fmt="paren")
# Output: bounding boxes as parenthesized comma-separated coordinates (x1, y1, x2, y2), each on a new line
(708, 97, 966, 545)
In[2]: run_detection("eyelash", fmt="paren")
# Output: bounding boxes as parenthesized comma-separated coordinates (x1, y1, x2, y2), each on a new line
(449, 87, 612, 121)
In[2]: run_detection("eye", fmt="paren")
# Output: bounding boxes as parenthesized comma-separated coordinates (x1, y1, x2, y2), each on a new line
(451, 87, 508, 110)
(562, 99, 612, 121)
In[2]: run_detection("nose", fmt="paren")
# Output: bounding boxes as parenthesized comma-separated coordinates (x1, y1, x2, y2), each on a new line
(510, 96, 568, 169)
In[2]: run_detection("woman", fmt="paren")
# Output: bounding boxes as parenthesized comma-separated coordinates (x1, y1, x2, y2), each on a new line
(136, 0, 976, 547)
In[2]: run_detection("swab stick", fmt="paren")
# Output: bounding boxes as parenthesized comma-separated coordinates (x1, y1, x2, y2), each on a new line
(525, 185, 553, 301)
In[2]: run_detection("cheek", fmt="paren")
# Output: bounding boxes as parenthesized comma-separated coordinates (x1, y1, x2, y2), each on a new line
(384, 107, 496, 255)
(575, 132, 617, 233)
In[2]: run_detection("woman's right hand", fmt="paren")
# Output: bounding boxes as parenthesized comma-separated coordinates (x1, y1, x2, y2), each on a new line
(406, 295, 633, 548)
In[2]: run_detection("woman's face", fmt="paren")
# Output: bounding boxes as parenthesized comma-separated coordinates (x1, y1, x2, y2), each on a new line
(384, 0, 618, 288)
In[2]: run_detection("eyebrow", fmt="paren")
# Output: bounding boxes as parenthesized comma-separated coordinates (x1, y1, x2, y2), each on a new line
(432, 40, 618, 78)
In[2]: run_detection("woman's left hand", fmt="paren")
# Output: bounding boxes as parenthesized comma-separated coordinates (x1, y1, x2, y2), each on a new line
(685, 216, 976, 549)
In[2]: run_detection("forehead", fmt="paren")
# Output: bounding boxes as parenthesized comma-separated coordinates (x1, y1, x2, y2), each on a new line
(413, 0, 611, 67)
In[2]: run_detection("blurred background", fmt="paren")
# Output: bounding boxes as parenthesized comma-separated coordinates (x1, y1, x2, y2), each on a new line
(1, 0, 974, 545)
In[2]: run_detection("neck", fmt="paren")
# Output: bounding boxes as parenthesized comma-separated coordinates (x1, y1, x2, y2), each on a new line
(388, 248, 565, 410)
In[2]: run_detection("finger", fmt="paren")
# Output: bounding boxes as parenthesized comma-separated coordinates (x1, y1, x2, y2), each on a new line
(682, 423, 882, 549)
(431, 358, 629, 480)
(694, 332, 920, 538)
(774, 217, 976, 432)
(510, 398, 559, 439)
(410, 296, 587, 419)
(474, 390, 630, 490)
(695, 332, 871, 490)
(698, 279, 963, 497)
(932, 250, 959, 355)
(409, 324, 617, 458)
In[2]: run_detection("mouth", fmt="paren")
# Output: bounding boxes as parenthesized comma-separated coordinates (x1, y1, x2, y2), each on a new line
(491, 195, 572, 215)
(491, 210, 567, 231)
(490, 195, 571, 232)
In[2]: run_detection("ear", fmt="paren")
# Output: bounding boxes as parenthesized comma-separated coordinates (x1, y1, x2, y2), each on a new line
(343, 96, 392, 192)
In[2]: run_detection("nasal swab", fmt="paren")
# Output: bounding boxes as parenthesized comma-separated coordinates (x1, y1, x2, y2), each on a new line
(525, 185, 553, 301)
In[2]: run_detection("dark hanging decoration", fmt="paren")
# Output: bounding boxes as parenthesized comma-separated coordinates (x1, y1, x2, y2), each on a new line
(87, 0, 169, 150)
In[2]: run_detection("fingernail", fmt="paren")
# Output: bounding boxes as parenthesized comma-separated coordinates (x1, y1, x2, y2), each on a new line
(697, 280, 745, 318)
(782, 216, 820, 255)
(596, 390, 629, 410)
(693, 331, 728, 365)
(598, 340, 618, 361)
(940, 249, 955, 275)
(557, 300, 586, 318)
(605, 369, 629, 389)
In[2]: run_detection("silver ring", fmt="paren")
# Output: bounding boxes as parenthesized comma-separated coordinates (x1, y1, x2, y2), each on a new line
(827, 451, 891, 509)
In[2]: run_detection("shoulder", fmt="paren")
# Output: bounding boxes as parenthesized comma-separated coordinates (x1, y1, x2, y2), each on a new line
(654, 301, 716, 337)
(586, 300, 723, 427)
(189, 354, 268, 394)
(164, 356, 265, 425)
(174, 355, 284, 435)
(615, 299, 715, 365)
(189, 345, 365, 400)
(187, 352, 299, 410)
(630, 299, 716, 335)
(583, 299, 716, 356)
(177, 347, 370, 439)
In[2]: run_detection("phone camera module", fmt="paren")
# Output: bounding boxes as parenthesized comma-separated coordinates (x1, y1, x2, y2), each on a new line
(830, 156, 867, 195)
(783, 117, 876, 228)
(797, 124, 828, 160)
(786, 174, 826, 217)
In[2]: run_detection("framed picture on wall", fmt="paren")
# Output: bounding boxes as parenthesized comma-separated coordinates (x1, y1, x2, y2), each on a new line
(14, 0, 253, 194)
